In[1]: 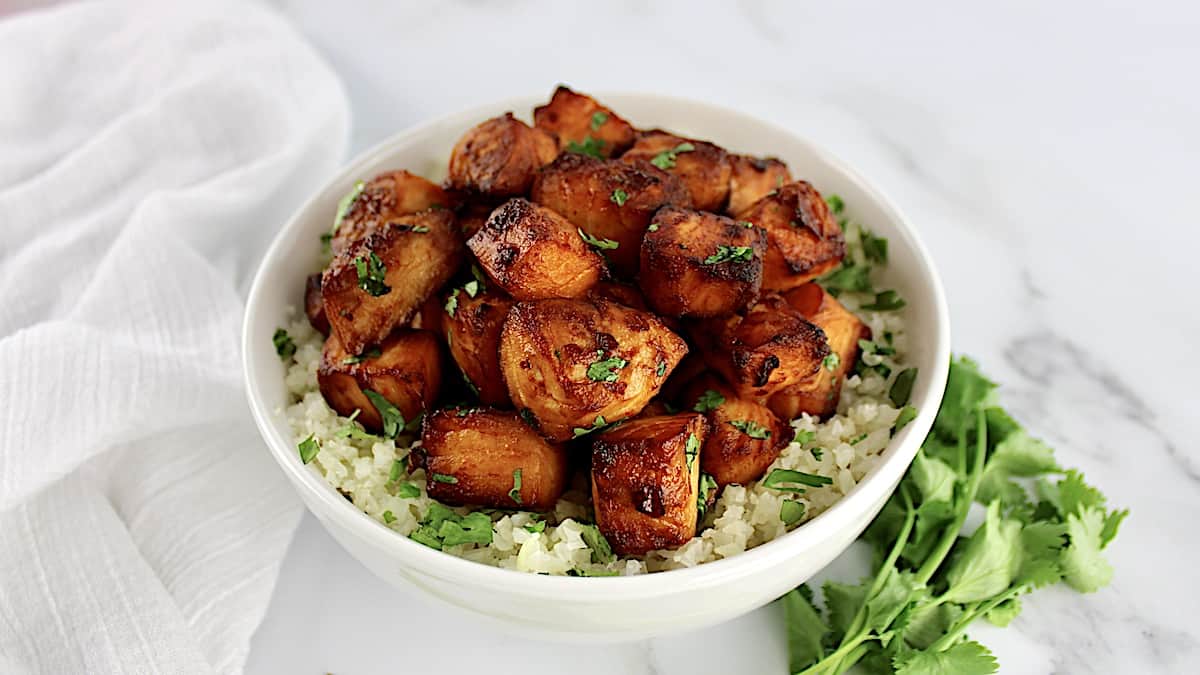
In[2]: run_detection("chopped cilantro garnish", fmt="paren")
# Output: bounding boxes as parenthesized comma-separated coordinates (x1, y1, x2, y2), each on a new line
(823, 353, 841, 372)
(566, 136, 606, 158)
(580, 524, 615, 563)
(438, 512, 493, 548)
(578, 227, 619, 250)
(655, 360, 667, 377)
(825, 194, 845, 215)
(397, 482, 421, 499)
(590, 111, 608, 131)
(354, 251, 390, 296)
(861, 289, 906, 311)
(432, 473, 458, 484)
(693, 389, 726, 413)
(894, 405, 918, 433)
(462, 280, 480, 298)
(382, 510, 396, 524)
(860, 227, 889, 264)
(572, 415, 610, 438)
(610, 188, 628, 206)
(568, 568, 620, 577)
(524, 518, 546, 534)
(341, 347, 381, 365)
(704, 245, 754, 265)
(793, 429, 815, 445)
(762, 468, 832, 494)
(586, 350, 627, 382)
(508, 469, 523, 505)
(810, 447, 824, 461)
(444, 288, 459, 317)
(272, 328, 296, 360)
(647, 223, 659, 232)
(822, 262, 873, 295)
(389, 459, 404, 482)
(780, 500, 806, 526)
(850, 432, 869, 445)
(685, 433, 700, 471)
(409, 225, 429, 233)
(889, 367, 918, 407)
(697, 472, 719, 520)
(362, 389, 405, 439)
(649, 142, 695, 169)
(297, 434, 319, 464)
(730, 419, 772, 439)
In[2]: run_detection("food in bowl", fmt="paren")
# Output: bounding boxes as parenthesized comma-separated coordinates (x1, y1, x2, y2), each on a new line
(274, 86, 917, 576)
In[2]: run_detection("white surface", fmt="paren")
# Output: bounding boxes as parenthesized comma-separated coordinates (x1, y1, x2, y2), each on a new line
(242, 93, 950, 640)
(0, 2, 348, 673)
(247, 0, 1200, 673)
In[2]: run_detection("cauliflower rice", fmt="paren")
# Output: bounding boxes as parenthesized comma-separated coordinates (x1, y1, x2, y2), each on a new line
(281, 224, 911, 576)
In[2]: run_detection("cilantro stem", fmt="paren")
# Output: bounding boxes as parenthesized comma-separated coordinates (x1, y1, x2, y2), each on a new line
(796, 634, 872, 675)
(914, 408, 988, 586)
(930, 586, 1022, 652)
(825, 487, 916, 673)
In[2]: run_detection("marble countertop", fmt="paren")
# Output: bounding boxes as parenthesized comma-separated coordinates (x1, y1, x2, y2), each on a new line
(247, 1, 1199, 672)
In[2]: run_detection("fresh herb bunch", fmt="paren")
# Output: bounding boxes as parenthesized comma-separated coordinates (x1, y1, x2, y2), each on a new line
(782, 357, 1126, 675)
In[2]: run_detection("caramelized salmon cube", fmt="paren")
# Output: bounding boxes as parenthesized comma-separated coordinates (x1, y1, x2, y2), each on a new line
(590, 413, 708, 555)
(317, 330, 442, 434)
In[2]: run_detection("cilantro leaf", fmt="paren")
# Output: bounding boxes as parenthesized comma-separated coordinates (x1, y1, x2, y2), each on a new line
(508, 468, 523, 505)
(572, 415, 610, 438)
(580, 524, 615, 563)
(763, 468, 832, 494)
(586, 351, 627, 382)
(610, 188, 628, 206)
(894, 639, 998, 675)
(1061, 506, 1113, 592)
(578, 227, 619, 250)
(780, 500, 806, 525)
(895, 405, 918, 433)
(782, 587, 829, 672)
(272, 328, 296, 360)
(825, 194, 845, 215)
(861, 228, 889, 265)
(341, 347, 381, 365)
(910, 453, 957, 503)
(703, 245, 754, 264)
(397, 482, 421, 499)
(862, 290, 907, 311)
(685, 433, 700, 471)
(590, 111, 608, 131)
(439, 511, 493, 548)
(566, 136, 605, 158)
(729, 419, 771, 439)
(990, 430, 1061, 476)
(693, 389, 725, 412)
(943, 502, 1023, 603)
(697, 472, 718, 520)
(354, 251, 390, 296)
(649, 142, 695, 169)
(362, 389, 405, 439)
(822, 262, 873, 294)
(331, 180, 365, 236)
(889, 368, 918, 407)
(297, 434, 319, 464)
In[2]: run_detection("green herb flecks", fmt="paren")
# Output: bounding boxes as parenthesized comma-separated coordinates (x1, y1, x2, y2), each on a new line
(409, 505, 494, 550)
(382, 510, 397, 524)
(704, 245, 754, 265)
(508, 469, 523, 505)
(297, 434, 320, 464)
(330, 180, 365, 240)
(730, 419, 772, 440)
(655, 360, 667, 377)
(566, 136, 606, 159)
(685, 433, 700, 471)
(697, 472, 719, 521)
(354, 251, 390, 296)
(524, 518, 546, 534)
(779, 357, 1127, 675)
(890, 367, 918, 407)
(432, 473, 458, 484)
(693, 389, 726, 413)
(444, 288, 459, 317)
(762, 468, 832, 494)
(861, 227, 889, 265)
(572, 415, 611, 438)
(578, 227, 619, 250)
(649, 142, 695, 170)
(397, 482, 421, 499)
(825, 194, 845, 215)
(273, 328, 296, 360)
(823, 352, 841, 372)
(362, 389, 406, 439)
(580, 524, 615, 563)
(462, 280, 481, 298)
(610, 188, 628, 206)
(590, 111, 608, 131)
(862, 289, 907, 311)
(586, 351, 627, 383)
(780, 500, 806, 526)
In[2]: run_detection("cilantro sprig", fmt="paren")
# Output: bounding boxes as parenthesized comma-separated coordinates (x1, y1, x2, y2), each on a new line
(649, 142, 695, 169)
(780, 357, 1127, 675)
(354, 251, 390, 296)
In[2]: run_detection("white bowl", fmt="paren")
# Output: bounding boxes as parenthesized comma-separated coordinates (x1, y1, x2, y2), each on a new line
(242, 93, 951, 642)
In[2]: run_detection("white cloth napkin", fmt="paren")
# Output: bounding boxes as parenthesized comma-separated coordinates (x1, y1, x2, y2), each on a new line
(0, 2, 349, 673)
